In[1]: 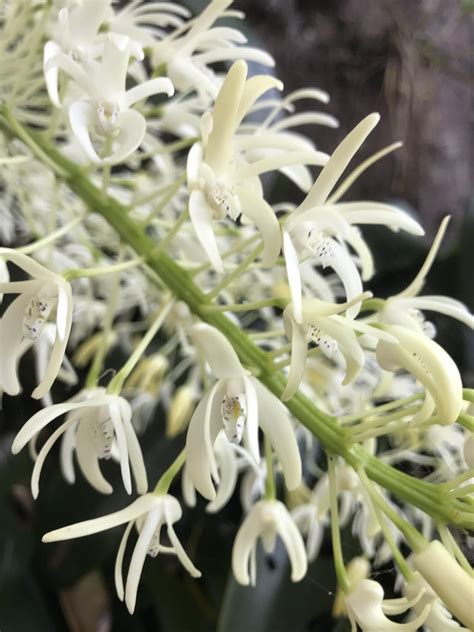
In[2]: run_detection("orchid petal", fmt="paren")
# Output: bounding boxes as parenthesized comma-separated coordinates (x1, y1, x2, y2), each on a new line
(0, 294, 32, 396)
(68, 101, 101, 164)
(283, 231, 303, 324)
(242, 376, 259, 464)
(236, 75, 283, 127)
(42, 494, 162, 542)
(75, 416, 113, 495)
(43, 41, 61, 107)
(281, 317, 307, 401)
(109, 398, 132, 494)
(236, 188, 281, 268)
(191, 323, 246, 378)
(124, 77, 174, 108)
(189, 190, 224, 273)
(274, 506, 308, 581)
(105, 109, 147, 165)
(334, 202, 424, 236)
(122, 409, 148, 494)
(115, 520, 134, 602)
(253, 380, 302, 490)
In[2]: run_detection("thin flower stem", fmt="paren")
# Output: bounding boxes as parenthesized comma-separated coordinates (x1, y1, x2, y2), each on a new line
(340, 394, 424, 425)
(437, 523, 473, 576)
(139, 174, 186, 225)
(191, 234, 261, 277)
(63, 257, 143, 281)
(85, 263, 122, 389)
(154, 449, 186, 495)
(327, 456, 350, 593)
(108, 299, 174, 394)
(207, 243, 264, 300)
(264, 437, 276, 501)
(249, 329, 285, 340)
(359, 475, 413, 581)
(442, 470, 474, 491)
(458, 412, 474, 433)
(202, 298, 287, 313)
(17, 215, 86, 254)
(157, 206, 190, 252)
(6, 113, 473, 530)
(357, 468, 427, 552)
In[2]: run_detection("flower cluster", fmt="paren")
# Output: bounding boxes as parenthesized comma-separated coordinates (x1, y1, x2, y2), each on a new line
(0, 0, 472, 627)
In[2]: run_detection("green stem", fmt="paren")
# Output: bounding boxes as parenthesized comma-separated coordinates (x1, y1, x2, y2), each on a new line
(154, 449, 186, 495)
(327, 456, 350, 592)
(264, 437, 276, 501)
(202, 298, 287, 314)
(2, 111, 472, 530)
(63, 257, 143, 281)
(108, 300, 173, 394)
(207, 243, 264, 300)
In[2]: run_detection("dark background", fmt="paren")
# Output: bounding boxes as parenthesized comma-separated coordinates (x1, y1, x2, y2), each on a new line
(0, 1, 472, 631)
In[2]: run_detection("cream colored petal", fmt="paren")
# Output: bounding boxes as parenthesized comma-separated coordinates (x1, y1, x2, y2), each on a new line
(122, 406, 148, 494)
(104, 110, 147, 165)
(125, 508, 162, 614)
(68, 101, 101, 164)
(44, 41, 61, 107)
(253, 380, 302, 490)
(0, 279, 44, 294)
(397, 296, 473, 330)
(242, 376, 260, 464)
(273, 503, 308, 582)
(235, 150, 328, 181)
(60, 419, 78, 484)
(186, 142, 203, 188)
(398, 216, 450, 297)
(345, 228, 374, 281)
(75, 417, 113, 495)
(42, 494, 161, 542)
(319, 238, 363, 319)
(31, 417, 76, 499)
(185, 381, 224, 500)
(164, 501, 202, 578)
(115, 520, 134, 602)
(206, 433, 238, 513)
(301, 292, 372, 319)
(194, 47, 274, 68)
(0, 248, 56, 280)
(205, 59, 247, 174)
(236, 75, 283, 127)
(124, 77, 174, 108)
(283, 231, 303, 324)
(297, 113, 380, 212)
(281, 316, 307, 401)
(236, 188, 281, 268)
(11, 397, 111, 454)
(376, 326, 463, 424)
(312, 316, 364, 385)
(231, 505, 262, 585)
(0, 294, 32, 396)
(189, 189, 224, 273)
(333, 202, 424, 236)
(108, 398, 132, 494)
(190, 323, 246, 378)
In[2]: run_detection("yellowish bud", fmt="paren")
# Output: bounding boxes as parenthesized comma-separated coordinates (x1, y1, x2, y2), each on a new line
(166, 385, 195, 438)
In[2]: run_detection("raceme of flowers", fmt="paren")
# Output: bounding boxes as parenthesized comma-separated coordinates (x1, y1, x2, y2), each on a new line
(0, 0, 473, 628)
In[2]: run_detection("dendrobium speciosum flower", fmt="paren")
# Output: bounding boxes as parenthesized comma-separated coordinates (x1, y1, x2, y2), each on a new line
(343, 578, 430, 632)
(45, 33, 174, 164)
(42, 493, 201, 615)
(185, 323, 301, 500)
(283, 113, 424, 324)
(187, 59, 328, 272)
(281, 293, 396, 400)
(232, 500, 307, 586)
(11, 388, 147, 498)
(0, 249, 73, 400)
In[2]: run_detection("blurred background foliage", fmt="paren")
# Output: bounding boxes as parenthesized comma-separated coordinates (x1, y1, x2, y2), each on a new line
(0, 1, 472, 630)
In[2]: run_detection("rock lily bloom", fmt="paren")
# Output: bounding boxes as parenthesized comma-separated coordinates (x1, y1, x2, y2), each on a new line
(404, 572, 470, 631)
(187, 59, 328, 273)
(45, 33, 174, 164)
(281, 293, 396, 400)
(376, 325, 463, 425)
(412, 541, 474, 630)
(232, 499, 307, 585)
(151, 0, 274, 98)
(11, 388, 147, 498)
(380, 216, 473, 335)
(42, 493, 201, 615)
(185, 323, 302, 500)
(344, 578, 429, 631)
(0, 249, 73, 399)
(283, 113, 424, 324)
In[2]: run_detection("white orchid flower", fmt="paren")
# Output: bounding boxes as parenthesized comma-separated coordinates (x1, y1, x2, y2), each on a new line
(42, 493, 201, 614)
(283, 114, 424, 323)
(11, 388, 147, 498)
(152, 0, 274, 98)
(404, 572, 470, 631)
(185, 323, 302, 500)
(281, 293, 397, 400)
(463, 433, 474, 468)
(0, 249, 73, 400)
(187, 59, 328, 273)
(232, 499, 307, 585)
(46, 33, 174, 164)
(109, 1, 191, 48)
(182, 429, 239, 513)
(290, 503, 325, 563)
(344, 578, 430, 632)
(44, 0, 112, 106)
(412, 541, 474, 630)
(381, 216, 474, 334)
(376, 325, 463, 424)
